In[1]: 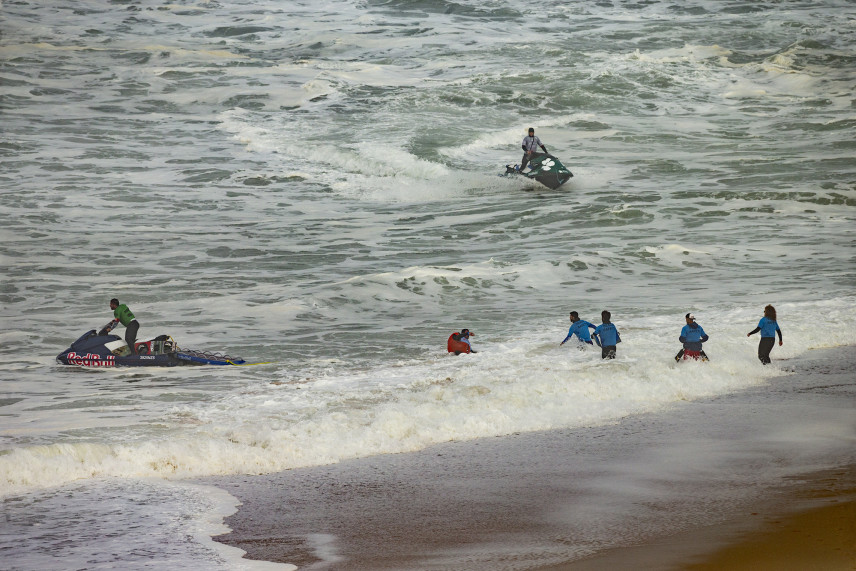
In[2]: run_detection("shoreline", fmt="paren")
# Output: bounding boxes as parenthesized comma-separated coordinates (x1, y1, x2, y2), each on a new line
(209, 345, 856, 570)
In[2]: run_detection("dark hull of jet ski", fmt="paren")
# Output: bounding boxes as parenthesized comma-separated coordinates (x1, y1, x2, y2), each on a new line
(502, 153, 573, 190)
(60, 352, 180, 367)
(56, 330, 246, 367)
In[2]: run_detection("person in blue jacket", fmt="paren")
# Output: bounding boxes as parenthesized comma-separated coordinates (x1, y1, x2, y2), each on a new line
(747, 304, 782, 364)
(592, 310, 621, 359)
(675, 313, 709, 362)
(560, 311, 597, 348)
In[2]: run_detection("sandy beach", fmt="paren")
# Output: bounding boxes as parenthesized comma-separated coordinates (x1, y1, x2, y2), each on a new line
(546, 465, 856, 571)
(211, 346, 856, 570)
(684, 490, 855, 571)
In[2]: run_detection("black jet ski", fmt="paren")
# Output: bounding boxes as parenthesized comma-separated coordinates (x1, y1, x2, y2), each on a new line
(56, 329, 247, 367)
(501, 153, 573, 189)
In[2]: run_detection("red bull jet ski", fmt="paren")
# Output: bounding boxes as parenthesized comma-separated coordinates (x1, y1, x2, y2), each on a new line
(57, 328, 248, 367)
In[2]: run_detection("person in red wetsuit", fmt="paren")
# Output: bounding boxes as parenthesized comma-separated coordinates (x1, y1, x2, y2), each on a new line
(447, 328, 476, 355)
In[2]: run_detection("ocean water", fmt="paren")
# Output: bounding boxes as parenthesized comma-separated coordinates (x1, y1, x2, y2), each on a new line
(1, 0, 854, 568)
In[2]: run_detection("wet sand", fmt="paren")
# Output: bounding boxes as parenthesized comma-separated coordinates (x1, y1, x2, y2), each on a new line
(543, 466, 856, 571)
(210, 346, 856, 570)
(684, 494, 856, 571)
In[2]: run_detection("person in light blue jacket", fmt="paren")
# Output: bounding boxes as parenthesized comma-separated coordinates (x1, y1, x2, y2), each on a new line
(747, 304, 783, 364)
(560, 311, 597, 348)
(675, 313, 709, 362)
(592, 310, 621, 359)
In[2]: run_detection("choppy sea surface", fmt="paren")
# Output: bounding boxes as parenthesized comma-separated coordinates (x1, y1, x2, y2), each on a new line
(1, 0, 854, 569)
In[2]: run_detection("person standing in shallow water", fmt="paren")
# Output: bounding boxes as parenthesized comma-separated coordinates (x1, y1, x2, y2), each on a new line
(592, 310, 621, 359)
(747, 304, 783, 365)
(560, 311, 597, 348)
(447, 328, 476, 355)
(676, 313, 709, 362)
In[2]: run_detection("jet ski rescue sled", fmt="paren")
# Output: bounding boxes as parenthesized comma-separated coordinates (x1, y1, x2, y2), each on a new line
(56, 329, 248, 367)
(501, 153, 573, 190)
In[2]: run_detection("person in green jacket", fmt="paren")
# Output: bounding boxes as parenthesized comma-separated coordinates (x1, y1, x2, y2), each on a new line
(100, 298, 141, 353)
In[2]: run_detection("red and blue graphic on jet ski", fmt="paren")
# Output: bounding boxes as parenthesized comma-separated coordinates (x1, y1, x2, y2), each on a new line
(56, 329, 247, 367)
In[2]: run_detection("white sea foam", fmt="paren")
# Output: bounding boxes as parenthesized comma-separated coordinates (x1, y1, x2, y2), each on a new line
(3, 298, 854, 497)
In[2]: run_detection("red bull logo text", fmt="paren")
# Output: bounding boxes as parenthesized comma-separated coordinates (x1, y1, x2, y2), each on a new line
(65, 352, 116, 367)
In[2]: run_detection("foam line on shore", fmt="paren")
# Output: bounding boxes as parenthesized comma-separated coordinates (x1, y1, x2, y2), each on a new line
(208, 345, 856, 570)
